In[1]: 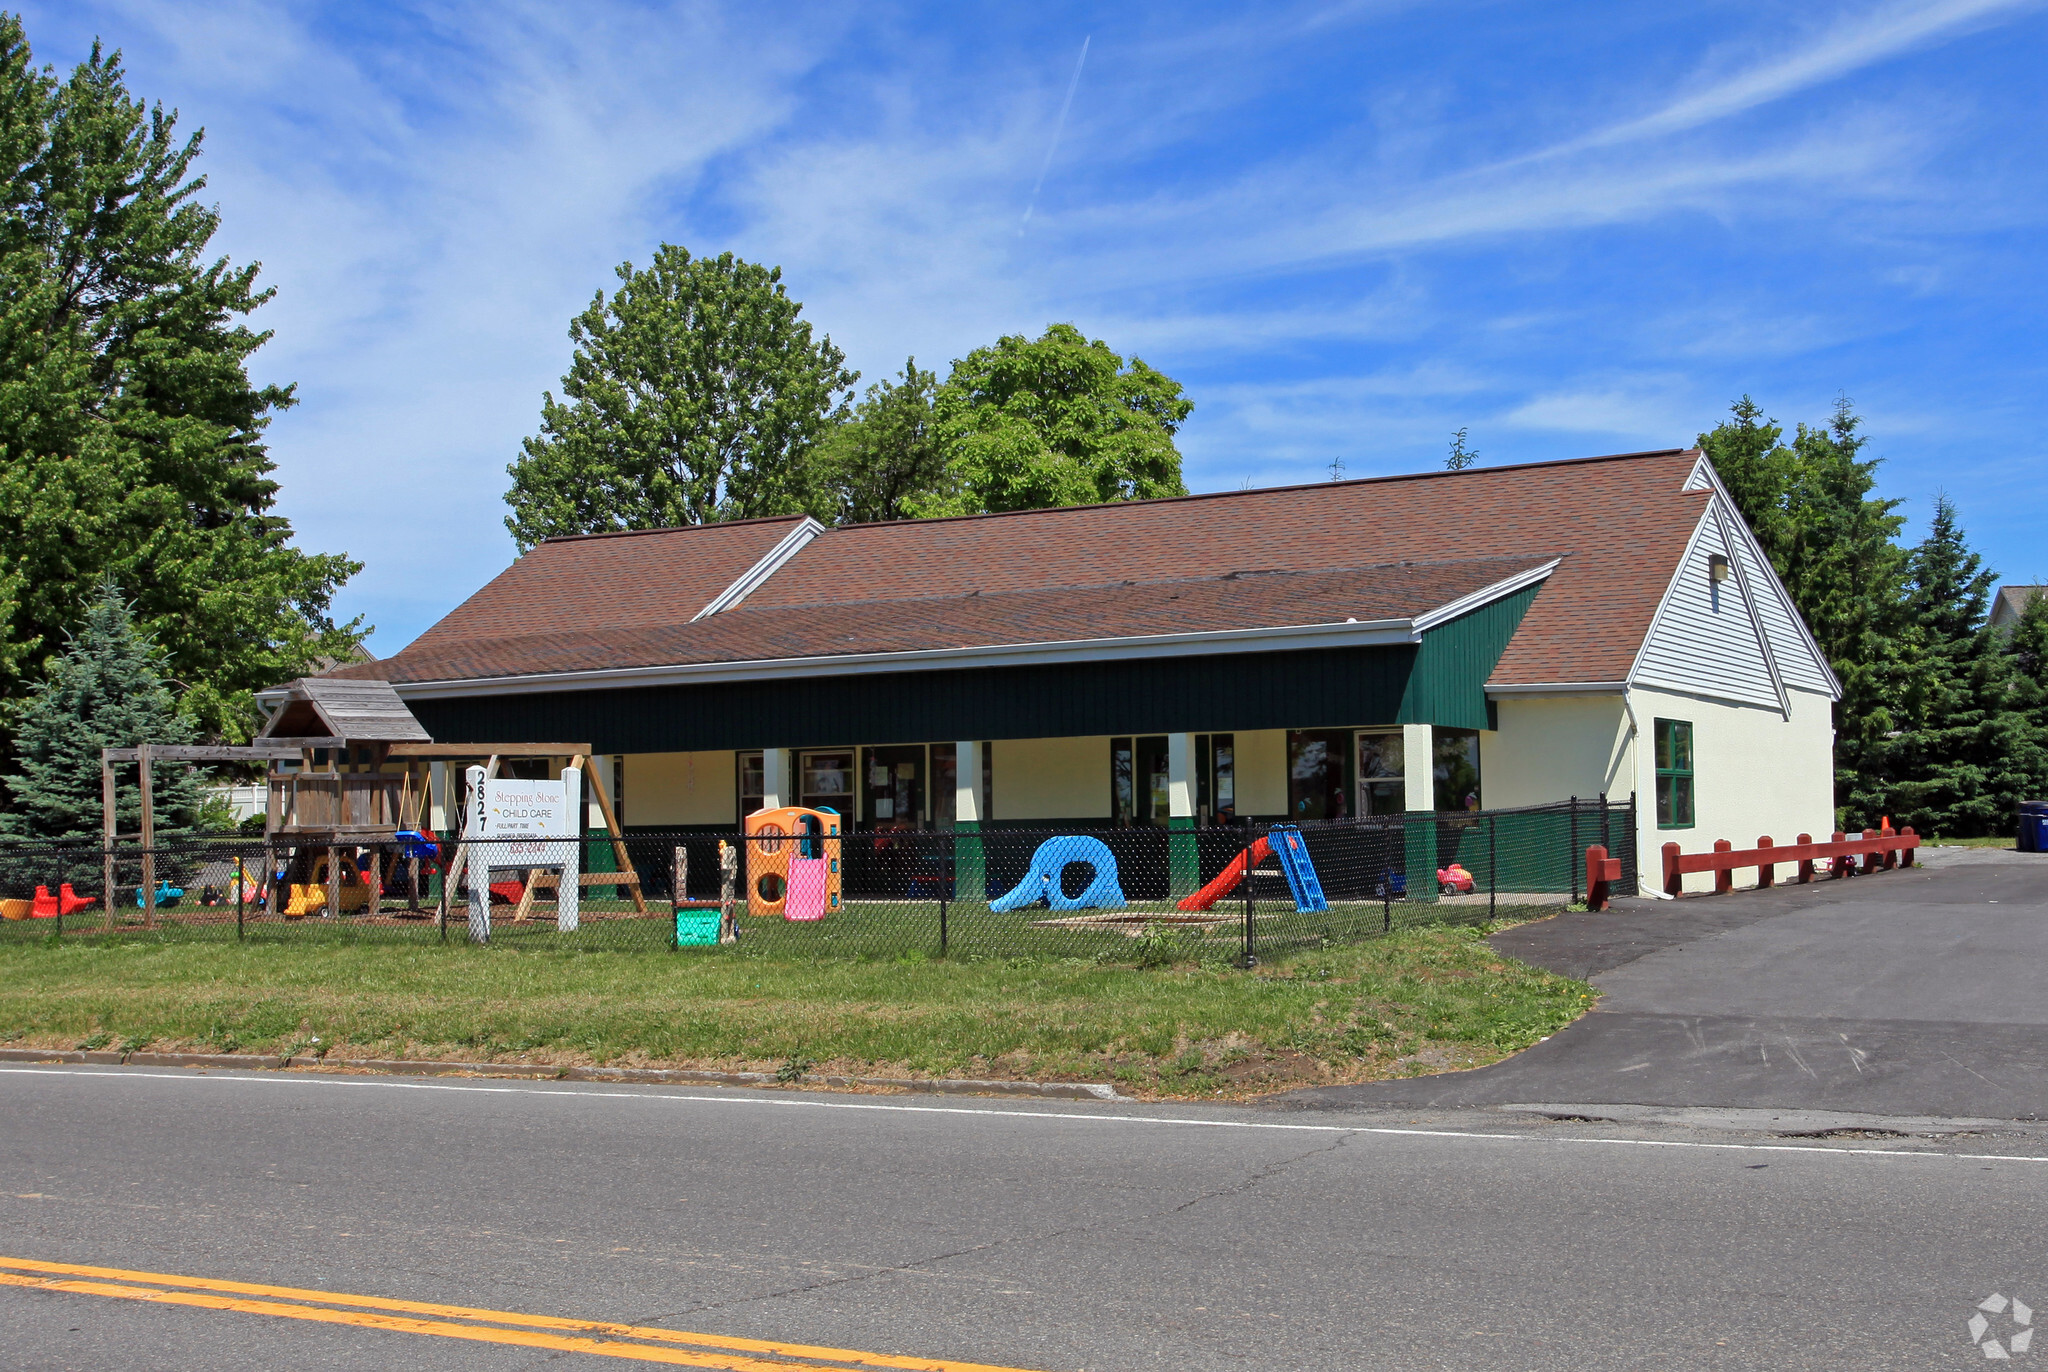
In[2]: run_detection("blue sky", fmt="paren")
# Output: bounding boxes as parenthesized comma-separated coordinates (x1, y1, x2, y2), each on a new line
(20, 1, 2048, 652)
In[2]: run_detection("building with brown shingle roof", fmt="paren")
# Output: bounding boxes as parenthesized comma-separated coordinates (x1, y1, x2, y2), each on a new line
(292, 447, 1839, 890)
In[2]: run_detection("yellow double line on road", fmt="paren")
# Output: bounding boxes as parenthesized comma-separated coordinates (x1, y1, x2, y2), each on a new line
(0, 1255, 1050, 1370)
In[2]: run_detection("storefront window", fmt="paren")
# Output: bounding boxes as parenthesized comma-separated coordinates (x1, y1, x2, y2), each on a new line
(739, 751, 763, 815)
(1287, 730, 1353, 821)
(1357, 730, 1404, 815)
(1110, 736, 1170, 825)
(1197, 734, 1236, 823)
(800, 751, 853, 814)
(1433, 730, 1482, 812)
(1111, 738, 1133, 823)
(1139, 735, 1169, 826)
(861, 746, 925, 828)
(932, 744, 957, 827)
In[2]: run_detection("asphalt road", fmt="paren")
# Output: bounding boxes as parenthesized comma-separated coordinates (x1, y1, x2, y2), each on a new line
(6, 1064, 2048, 1370)
(1285, 847, 2048, 1119)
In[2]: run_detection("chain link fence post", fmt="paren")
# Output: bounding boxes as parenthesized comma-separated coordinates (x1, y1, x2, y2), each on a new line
(1240, 825, 1257, 968)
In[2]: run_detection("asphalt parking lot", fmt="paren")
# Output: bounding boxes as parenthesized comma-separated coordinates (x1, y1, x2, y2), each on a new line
(1280, 846, 2048, 1119)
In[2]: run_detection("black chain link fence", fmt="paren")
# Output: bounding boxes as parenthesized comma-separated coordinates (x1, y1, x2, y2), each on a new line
(0, 798, 1635, 964)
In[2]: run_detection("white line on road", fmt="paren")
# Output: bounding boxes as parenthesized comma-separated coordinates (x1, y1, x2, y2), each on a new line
(5, 1066, 2045, 1164)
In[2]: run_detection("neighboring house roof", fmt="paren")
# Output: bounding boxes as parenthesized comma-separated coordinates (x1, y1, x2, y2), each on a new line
(257, 677, 432, 742)
(321, 448, 1824, 700)
(1993, 585, 2046, 630)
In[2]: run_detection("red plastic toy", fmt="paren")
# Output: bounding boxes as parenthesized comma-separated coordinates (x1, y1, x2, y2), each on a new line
(1436, 863, 1476, 895)
(1177, 837, 1273, 912)
(31, 883, 96, 917)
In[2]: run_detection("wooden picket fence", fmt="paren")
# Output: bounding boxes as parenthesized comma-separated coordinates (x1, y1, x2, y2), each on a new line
(1583, 825, 1921, 911)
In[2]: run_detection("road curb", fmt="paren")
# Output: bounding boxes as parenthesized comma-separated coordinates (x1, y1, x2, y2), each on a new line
(0, 1046, 1123, 1101)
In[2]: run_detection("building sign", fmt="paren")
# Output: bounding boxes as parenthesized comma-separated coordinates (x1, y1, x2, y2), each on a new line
(464, 766, 582, 942)
(477, 778, 576, 843)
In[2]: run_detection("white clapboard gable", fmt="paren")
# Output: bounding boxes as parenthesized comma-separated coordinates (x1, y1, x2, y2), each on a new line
(1632, 507, 1785, 710)
(1672, 453, 1840, 698)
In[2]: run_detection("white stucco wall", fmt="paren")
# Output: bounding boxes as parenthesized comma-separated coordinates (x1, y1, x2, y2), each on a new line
(1233, 729, 1289, 817)
(991, 736, 1111, 819)
(1626, 683, 1836, 892)
(1483, 695, 1631, 809)
(623, 750, 735, 826)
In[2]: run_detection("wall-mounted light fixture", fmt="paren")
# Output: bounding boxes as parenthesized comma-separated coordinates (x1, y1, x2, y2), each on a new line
(1708, 553, 1731, 583)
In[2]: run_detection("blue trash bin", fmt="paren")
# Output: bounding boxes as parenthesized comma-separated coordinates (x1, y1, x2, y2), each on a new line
(2019, 801, 2048, 853)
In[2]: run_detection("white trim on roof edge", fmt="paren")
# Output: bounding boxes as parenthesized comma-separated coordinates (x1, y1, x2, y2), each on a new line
(1709, 501, 1791, 719)
(1484, 681, 1626, 696)
(1411, 559, 1558, 631)
(691, 517, 825, 620)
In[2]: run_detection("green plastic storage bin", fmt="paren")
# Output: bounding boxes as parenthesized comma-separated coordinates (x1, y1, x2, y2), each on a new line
(674, 912, 722, 946)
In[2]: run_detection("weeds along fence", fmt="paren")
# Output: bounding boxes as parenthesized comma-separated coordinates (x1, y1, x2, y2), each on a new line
(0, 797, 1635, 964)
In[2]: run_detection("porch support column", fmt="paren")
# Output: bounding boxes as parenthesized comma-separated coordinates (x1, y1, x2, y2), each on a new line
(428, 761, 450, 832)
(586, 755, 612, 829)
(762, 749, 793, 810)
(1166, 733, 1198, 897)
(1403, 723, 1437, 903)
(585, 754, 620, 883)
(953, 742, 983, 906)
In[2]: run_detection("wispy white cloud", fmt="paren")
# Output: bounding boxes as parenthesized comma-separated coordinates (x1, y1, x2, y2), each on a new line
(16, 0, 2046, 645)
(1520, 0, 2040, 162)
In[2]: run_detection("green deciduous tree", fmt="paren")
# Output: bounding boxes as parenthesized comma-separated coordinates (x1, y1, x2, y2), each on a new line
(504, 245, 855, 548)
(812, 358, 950, 524)
(0, 21, 363, 747)
(926, 323, 1191, 515)
(2, 580, 198, 842)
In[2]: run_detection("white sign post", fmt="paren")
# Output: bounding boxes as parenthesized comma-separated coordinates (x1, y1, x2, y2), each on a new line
(463, 765, 582, 942)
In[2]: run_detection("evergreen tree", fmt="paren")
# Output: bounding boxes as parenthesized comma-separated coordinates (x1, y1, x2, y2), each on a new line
(2, 580, 198, 843)
(1883, 499, 2048, 836)
(0, 20, 362, 745)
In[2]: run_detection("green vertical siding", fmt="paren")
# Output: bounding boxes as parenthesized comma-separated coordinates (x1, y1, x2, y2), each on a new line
(406, 584, 1544, 752)
(1396, 583, 1542, 731)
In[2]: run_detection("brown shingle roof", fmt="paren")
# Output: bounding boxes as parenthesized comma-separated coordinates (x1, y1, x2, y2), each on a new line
(335, 449, 1709, 689)
(330, 556, 1547, 684)
(405, 515, 810, 650)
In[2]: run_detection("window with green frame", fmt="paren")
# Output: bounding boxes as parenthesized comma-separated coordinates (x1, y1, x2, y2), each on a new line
(1654, 719, 1694, 828)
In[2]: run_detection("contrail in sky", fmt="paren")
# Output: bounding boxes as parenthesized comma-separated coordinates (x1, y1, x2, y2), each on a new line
(1019, 35, 1090, 233)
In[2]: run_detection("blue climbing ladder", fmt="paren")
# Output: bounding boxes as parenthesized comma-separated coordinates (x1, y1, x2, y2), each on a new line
(1268, 825, 1329, 912)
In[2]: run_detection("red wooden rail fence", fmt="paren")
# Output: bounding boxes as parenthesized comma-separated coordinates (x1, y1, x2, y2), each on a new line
(1582, 826, 1921, 912)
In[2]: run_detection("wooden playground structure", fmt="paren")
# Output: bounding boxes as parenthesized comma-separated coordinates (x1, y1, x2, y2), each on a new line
(98, 678, 645, 926)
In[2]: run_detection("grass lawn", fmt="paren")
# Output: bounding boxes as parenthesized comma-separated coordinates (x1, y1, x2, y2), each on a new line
(0, 923, 1592, 1100)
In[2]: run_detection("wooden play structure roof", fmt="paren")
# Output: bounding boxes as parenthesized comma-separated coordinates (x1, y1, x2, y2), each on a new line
(257, 678, 431, 744)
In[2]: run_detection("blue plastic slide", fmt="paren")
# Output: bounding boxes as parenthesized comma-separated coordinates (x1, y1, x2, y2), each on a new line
(1267, 825, 1329, 912)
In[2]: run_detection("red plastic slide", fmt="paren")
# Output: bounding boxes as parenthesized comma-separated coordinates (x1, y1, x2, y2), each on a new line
(1177, 837, 1272, 912)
